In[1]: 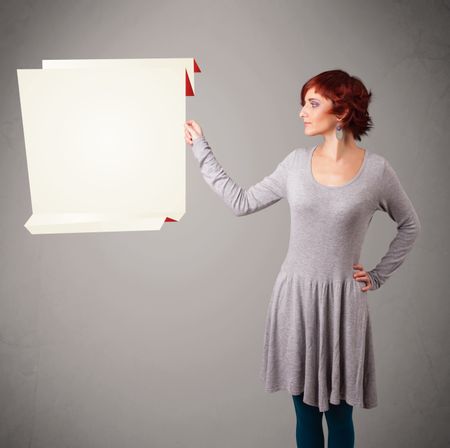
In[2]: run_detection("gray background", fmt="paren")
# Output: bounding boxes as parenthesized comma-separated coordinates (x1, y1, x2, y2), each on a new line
(1, 0, 448, 447)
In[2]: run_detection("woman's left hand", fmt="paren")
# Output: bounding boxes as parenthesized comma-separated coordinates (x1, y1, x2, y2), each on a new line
(352, 263, 372, 292)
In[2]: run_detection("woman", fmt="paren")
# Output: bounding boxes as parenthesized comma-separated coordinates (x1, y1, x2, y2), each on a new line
(184, 69, 421, 448)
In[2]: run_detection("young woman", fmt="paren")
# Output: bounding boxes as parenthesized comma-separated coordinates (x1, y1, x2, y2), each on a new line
(184, 69, 421, 448)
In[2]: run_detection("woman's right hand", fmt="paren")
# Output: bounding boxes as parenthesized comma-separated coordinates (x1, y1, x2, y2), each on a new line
(184, 120, 204, 145)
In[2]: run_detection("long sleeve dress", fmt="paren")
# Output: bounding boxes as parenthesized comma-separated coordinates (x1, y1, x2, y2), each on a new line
(191, 135, 421, 412)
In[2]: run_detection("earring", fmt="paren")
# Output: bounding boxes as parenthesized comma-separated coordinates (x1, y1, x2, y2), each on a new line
(336, 123, 344, 141)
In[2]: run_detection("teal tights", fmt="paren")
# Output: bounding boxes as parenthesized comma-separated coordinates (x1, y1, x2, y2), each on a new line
(292, 393, 354, 448)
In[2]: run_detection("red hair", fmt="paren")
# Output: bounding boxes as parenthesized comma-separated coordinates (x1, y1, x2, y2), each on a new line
(300, 70, 374, 141)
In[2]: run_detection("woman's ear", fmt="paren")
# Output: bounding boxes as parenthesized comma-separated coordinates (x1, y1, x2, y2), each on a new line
(336, 107, 350, 122)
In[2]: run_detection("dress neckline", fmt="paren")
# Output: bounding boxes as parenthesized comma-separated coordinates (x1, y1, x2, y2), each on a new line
(308, 144, 369, 189)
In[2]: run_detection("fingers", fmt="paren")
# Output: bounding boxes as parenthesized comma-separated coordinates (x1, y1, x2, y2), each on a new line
(185, 119, 197, 130)
(185, 121, 204, 144)
(185, 120, 203, 137)
(353, 272, 372, 292)
(184, 123, 194, 143)
(184, 129, 192, 144)
(352, 264, 371, 291)
(184, 122, 197, 135)
(352, 264, 364, 280)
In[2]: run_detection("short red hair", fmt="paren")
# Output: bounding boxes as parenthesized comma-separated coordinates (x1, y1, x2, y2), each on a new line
(300, 70, 374, 141)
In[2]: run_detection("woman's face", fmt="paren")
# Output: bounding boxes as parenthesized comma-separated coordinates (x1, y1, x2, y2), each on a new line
(299, 89, 339, 136)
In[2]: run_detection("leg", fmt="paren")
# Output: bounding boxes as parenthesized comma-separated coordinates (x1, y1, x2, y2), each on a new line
(292, 393, 324, 448)
(324, 399, 355, 448)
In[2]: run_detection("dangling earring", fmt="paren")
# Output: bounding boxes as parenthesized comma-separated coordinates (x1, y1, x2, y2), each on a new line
(336, 123, 344, 141)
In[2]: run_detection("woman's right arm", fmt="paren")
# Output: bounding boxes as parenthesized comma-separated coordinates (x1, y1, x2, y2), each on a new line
(190, 135, 296, 217)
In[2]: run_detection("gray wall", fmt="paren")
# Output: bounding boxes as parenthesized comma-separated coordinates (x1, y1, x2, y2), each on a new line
(1, 0, 448, 447)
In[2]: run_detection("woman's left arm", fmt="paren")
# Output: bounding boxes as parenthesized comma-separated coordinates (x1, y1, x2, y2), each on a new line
(366, 159, 422, 290)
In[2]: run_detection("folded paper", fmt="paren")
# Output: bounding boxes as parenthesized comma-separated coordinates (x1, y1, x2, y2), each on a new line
(17, 58, 201, 234)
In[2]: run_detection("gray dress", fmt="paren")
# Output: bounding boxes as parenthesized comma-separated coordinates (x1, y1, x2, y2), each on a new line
(191, 135, 421, 412)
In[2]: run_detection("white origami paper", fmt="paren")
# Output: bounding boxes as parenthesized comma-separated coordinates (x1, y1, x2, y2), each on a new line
(17, 58, 201, 234)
